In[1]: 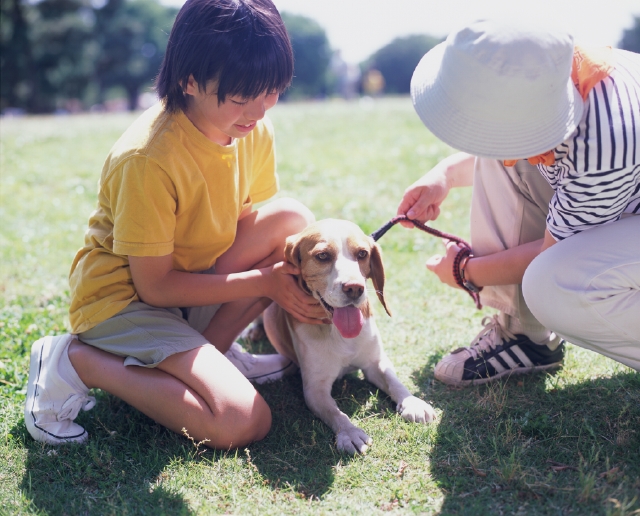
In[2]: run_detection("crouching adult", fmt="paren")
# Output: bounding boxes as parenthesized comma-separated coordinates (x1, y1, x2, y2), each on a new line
(396, 19, 640, 385)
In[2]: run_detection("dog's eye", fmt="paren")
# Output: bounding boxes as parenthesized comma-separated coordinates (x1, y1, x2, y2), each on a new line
(357, 250, 368, 259)
(315, 252, 330, 262)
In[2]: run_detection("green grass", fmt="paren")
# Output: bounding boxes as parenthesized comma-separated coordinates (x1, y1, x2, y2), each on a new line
(1, 98, 639, 515)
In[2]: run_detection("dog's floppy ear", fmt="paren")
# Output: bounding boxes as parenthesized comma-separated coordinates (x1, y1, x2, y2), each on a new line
(284, 234, 301, 268)
(369, 240, 391, 316)
(284, 233, 313, 296)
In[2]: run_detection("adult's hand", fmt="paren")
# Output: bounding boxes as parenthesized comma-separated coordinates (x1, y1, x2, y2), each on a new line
(396, 152, 475, 229)
(397, 171, 450, 227)
(425, 240, 463, 289)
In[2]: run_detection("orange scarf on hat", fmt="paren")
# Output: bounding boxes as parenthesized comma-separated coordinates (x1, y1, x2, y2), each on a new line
(503, 45, 615, 168)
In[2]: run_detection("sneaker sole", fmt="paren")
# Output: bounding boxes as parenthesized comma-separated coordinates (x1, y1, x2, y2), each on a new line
(24, 337, 88, 445)
(436, 362, 563, 387)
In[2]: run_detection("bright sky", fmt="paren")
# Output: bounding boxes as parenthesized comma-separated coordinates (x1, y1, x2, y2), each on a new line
(161, 0, 639, 64)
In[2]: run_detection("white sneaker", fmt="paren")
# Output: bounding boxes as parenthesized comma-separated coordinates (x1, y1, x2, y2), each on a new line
(434, 315, 564, 387)
(224, 342, 298, 384)
(25, 335, 96, 445)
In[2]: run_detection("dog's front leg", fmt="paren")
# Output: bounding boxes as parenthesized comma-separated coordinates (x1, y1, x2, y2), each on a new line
(362, 352, 437, 424)
(303, 376, 372, 455)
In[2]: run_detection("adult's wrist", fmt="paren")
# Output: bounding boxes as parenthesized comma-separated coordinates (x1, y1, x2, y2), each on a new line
(458, 253, 482, 293)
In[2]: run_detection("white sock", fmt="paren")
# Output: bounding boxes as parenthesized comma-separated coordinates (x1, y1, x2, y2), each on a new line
(502, 313, 560, 349)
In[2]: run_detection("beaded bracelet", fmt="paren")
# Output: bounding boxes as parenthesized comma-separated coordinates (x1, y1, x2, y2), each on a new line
(452, 247, 482, 309)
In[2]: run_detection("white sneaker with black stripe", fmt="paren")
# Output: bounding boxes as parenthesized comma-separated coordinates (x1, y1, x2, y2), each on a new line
(434, 315, 564, 387)
(25, 335, 96, 445)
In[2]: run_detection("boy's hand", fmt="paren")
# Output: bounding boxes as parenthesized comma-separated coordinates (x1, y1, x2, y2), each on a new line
(265, 261, 330, 325)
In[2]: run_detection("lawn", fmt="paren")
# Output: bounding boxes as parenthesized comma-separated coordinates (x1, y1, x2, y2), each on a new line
(1, 98, 638, 515)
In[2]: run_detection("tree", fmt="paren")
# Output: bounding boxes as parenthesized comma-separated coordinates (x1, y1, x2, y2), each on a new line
(0, 0, 176, 113)
(1, 0, 97, 112)
(0, 0, 33, 111)
(618, 16, 640, 54)
(93, 0, 177, 111)
(30, 0, 100, 112)
(281, 12, 331, 98)
(367, 34, 441, 94)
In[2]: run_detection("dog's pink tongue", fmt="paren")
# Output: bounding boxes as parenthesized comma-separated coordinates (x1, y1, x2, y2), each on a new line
(332, 306, 364, 339)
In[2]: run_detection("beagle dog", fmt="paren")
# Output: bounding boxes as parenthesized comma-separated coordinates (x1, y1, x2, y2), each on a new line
(263, 219, 436, 454)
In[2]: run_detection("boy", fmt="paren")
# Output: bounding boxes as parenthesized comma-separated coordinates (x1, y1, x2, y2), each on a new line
(25, 0, 327, 449)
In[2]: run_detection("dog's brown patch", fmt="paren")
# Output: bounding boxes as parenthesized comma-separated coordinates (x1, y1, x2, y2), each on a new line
(285, 226, 338, 297)
(360, 299, 372, 319)
(369, 241, 390, 316)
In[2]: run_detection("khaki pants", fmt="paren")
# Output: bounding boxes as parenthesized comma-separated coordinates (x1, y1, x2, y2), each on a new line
(471, 158, 640, 370)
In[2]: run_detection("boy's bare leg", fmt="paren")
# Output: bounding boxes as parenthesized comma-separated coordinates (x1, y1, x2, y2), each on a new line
(216, 198, 314, 273)
(203, 198, 315, 351)
(65, 199, 315, 447)
(204, 297, 271, 351)
(68, 339, 270, 449)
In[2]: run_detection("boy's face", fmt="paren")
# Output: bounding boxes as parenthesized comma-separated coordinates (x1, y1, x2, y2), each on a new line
(184, 76, 279, 145)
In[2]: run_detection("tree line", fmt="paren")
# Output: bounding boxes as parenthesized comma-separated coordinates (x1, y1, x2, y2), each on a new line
(2, 0, 638, 114)
(1, 0, 179, 113)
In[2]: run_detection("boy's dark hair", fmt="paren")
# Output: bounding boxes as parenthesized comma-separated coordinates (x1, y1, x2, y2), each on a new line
(156, 0, 293, 112)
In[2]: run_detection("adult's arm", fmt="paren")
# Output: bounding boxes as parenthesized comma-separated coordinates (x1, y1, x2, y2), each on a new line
(428, 229, 558, 288)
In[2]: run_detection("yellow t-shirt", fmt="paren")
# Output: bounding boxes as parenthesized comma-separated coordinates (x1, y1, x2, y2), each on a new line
(69, 102, 279, 334)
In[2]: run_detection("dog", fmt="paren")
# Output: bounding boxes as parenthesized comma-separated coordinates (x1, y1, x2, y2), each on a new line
(263, 219, 436, 454)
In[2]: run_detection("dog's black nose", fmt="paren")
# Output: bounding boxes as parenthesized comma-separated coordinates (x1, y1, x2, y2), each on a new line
(342, 282, 364, 300)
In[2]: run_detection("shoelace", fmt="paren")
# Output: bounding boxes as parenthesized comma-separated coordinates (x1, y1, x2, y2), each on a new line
(57, 393, 96, 421)
(225, 343, 256, 372)
(466, 315, 517, 360)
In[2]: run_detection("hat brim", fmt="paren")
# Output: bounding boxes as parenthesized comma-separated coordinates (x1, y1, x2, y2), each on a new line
(410, 42, 584, 160)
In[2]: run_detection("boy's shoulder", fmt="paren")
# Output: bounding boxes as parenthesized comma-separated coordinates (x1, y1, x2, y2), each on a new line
(102, 105, 277, 179)
(105, 103, 177, 168)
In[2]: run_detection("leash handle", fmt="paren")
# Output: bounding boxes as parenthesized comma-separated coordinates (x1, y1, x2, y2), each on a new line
(371, 215, 481, 309)
(370, 215, 471, 248)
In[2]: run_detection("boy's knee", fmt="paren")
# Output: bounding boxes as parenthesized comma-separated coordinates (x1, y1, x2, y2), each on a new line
(242, 395, 272, 443)
(271, 197, 315, 232)
(207, 394, 272, 449)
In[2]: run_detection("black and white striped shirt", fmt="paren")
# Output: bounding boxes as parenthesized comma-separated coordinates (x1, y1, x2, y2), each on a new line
(539, 49, 640, 241)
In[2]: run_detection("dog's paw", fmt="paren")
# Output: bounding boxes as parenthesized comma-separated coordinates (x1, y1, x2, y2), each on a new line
(336, 427, 373, 455)
(397, 396, 437, 424)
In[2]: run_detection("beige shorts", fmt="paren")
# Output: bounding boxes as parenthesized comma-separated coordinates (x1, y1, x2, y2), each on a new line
(77, 266, 221, 367)
(78, 301, 220, 368)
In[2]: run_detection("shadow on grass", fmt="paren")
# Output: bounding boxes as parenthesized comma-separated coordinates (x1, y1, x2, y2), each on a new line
(250, 371, 398, 498)
(411, 347, 448, 388)
(412, 359, 640, 515)
(16, 369, 393, 513)
(17, 392, 195, 515)
(239, 333, 403, 499)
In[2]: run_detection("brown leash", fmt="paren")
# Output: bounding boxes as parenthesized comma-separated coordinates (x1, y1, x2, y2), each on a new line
(371, 215, 482, 309)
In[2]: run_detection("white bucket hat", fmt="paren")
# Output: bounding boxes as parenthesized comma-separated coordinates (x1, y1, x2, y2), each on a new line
(410, 19, 584, 160)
